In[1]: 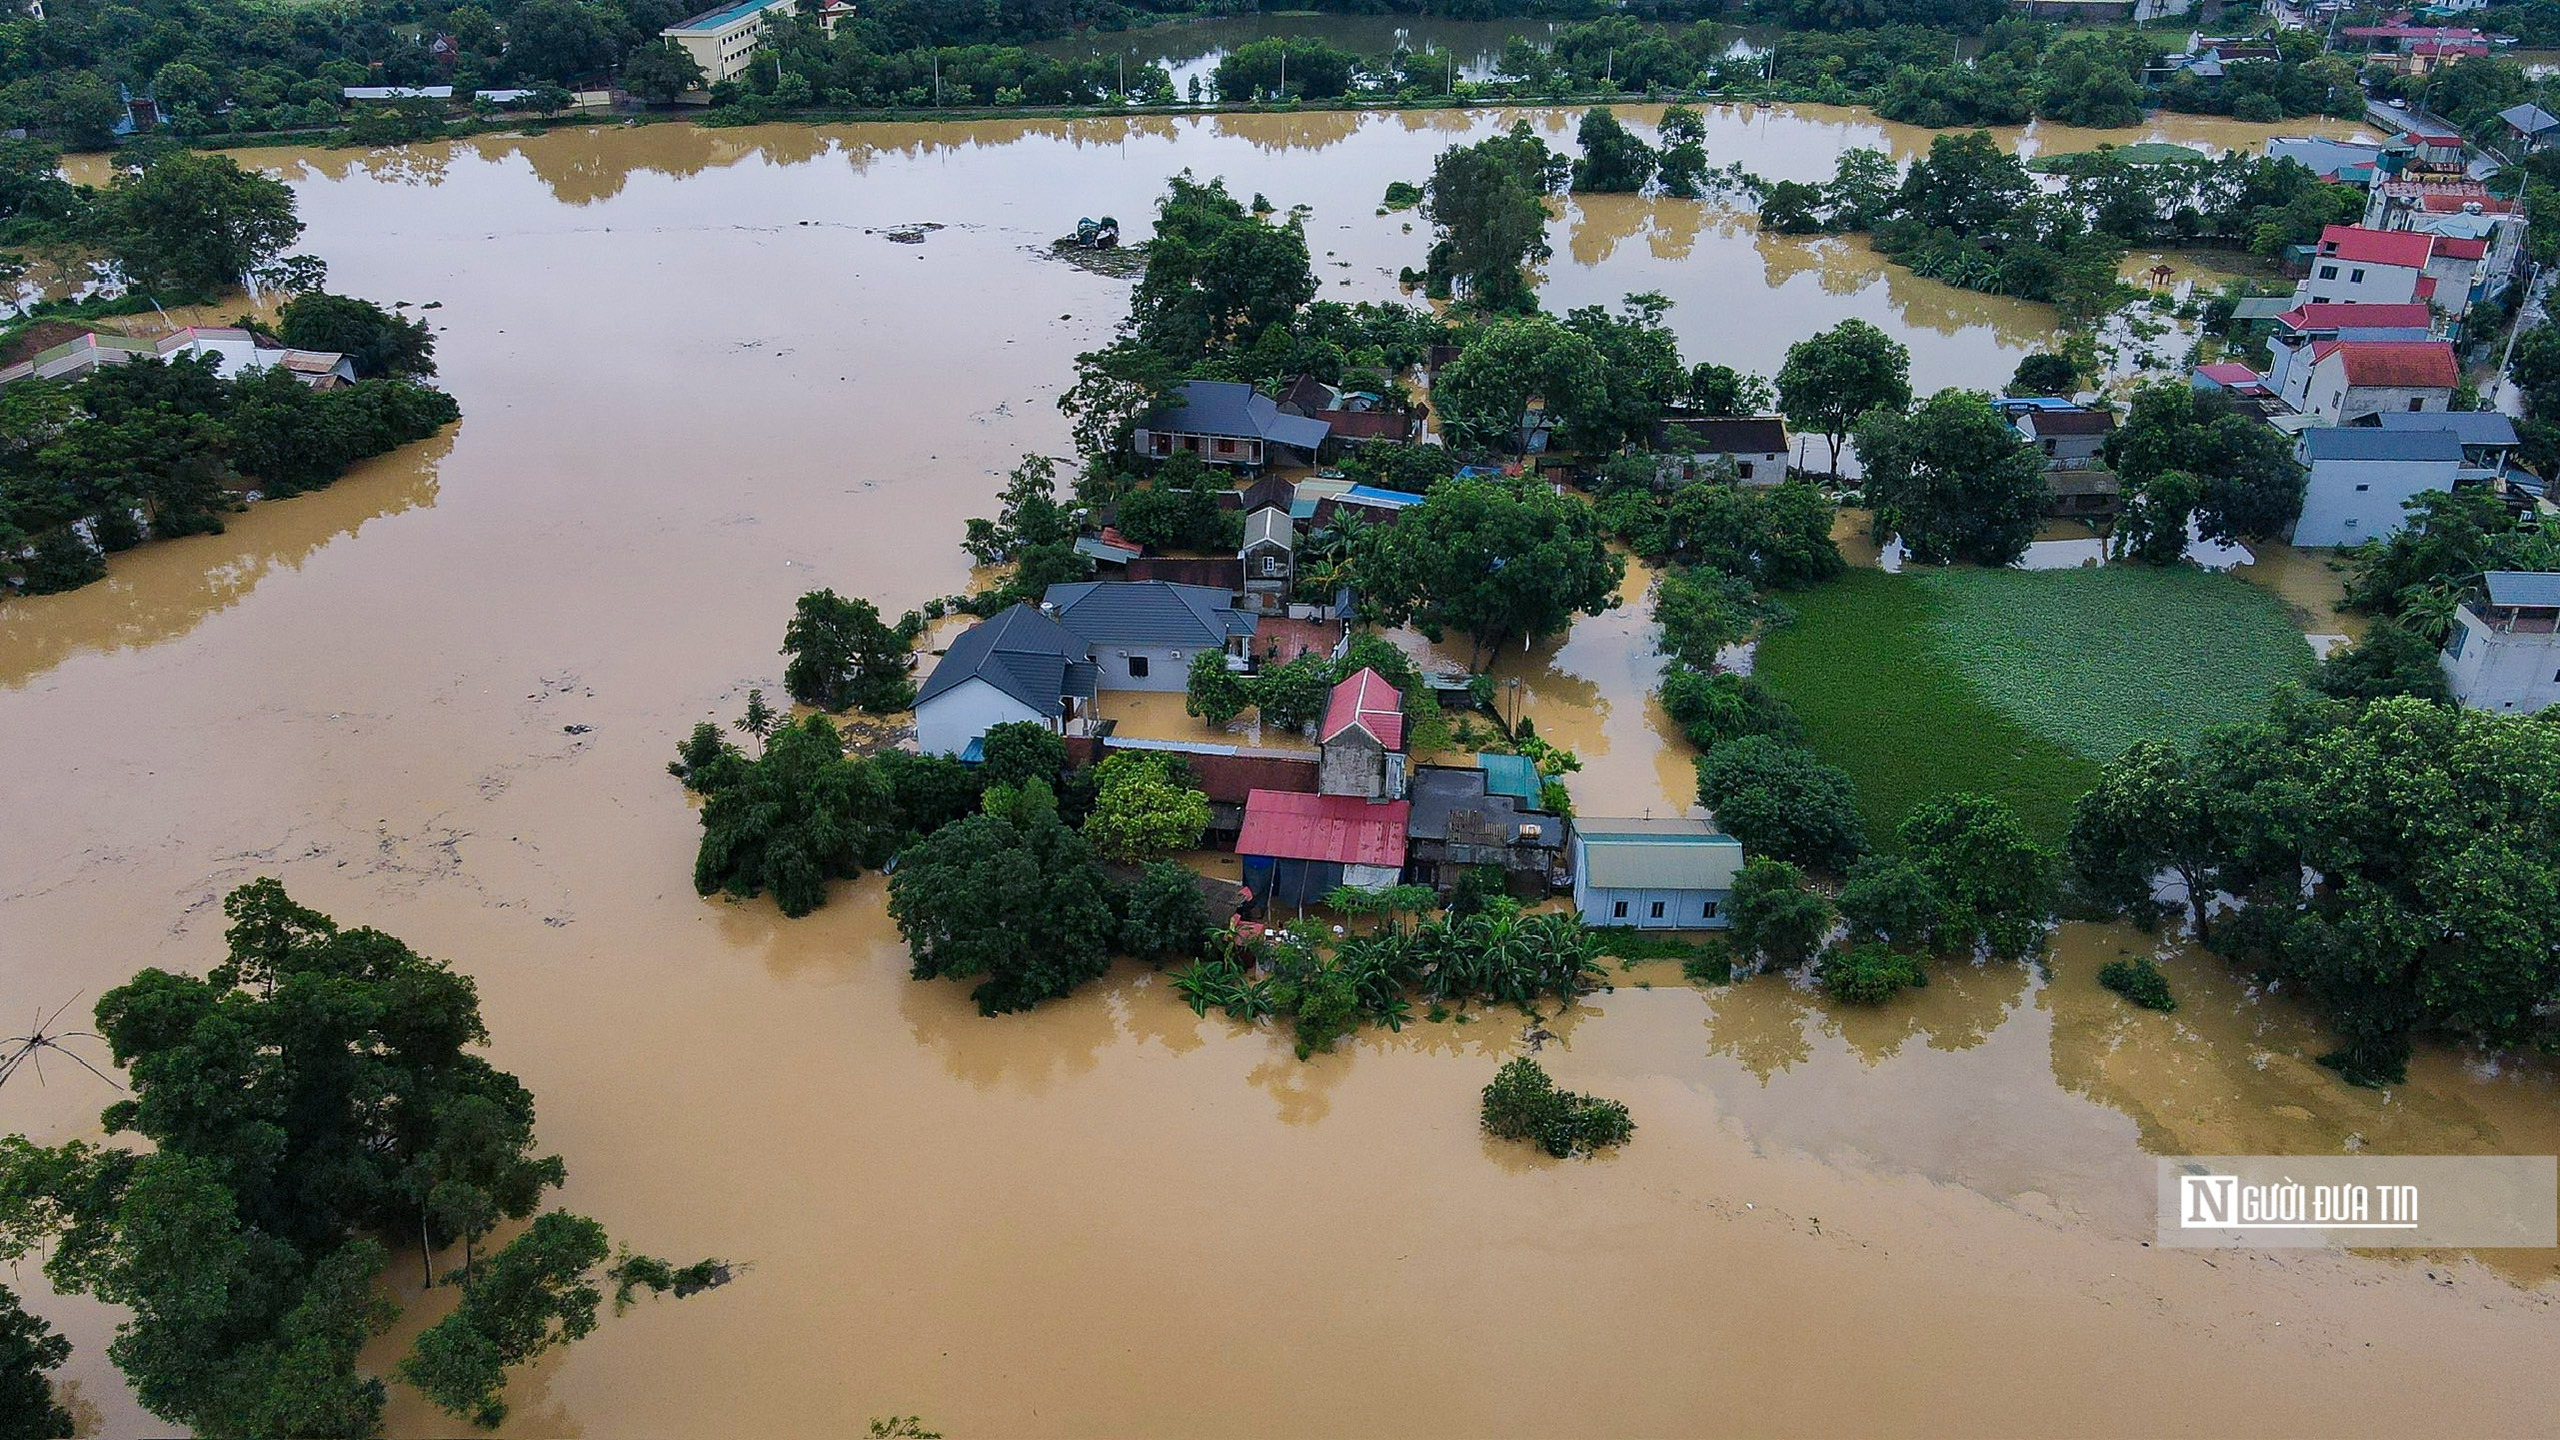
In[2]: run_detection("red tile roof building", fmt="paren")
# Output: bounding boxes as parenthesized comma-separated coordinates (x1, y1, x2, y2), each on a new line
(2324, 340, 2460, 389)
(2272, 302, 2434, 333)
(2317, 225, 2435, 270)
(1320, 667, 1404, 752)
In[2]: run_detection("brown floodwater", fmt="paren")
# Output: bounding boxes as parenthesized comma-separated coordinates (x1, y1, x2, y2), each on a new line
(8, 111, 2558, 1438)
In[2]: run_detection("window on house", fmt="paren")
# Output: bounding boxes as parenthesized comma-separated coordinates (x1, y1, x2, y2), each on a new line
(1128, 655, 1149, 679)
(2345, 519, 2360, 529)
(1737, 462, 1754, 480)
(2355, 483, 2371, 492)
(2350, 267, 2367, 283)
(1703, 901, 1718, 919)
(1649, 901, 1665, 919)
(1612, 900, 1628, 919)
(1216, 438, 1237, 455)
(2410, 397, 2426, 410)
(2318, 265, 2339, 279)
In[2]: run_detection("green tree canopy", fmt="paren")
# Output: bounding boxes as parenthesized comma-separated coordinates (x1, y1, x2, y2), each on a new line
(2067, 695, 2560, 1084)
(1358, 474, 1624, 663)
(102, 152, 302, 297)
(278, 293, 437, 378)
(1571, 106, 1658, 193)
(1777, 318, 1911, 474)
(1422, 121, 1563, 311)
(1130, 174, 1316, 362)
(1080, 753, 1211, 863)
(780, 589, 917, 714)
(1853, 388, 2047, 567)
(0, 884, 709, 1435)
(890, 779, 1120, 1014)
(1694, 736, 1866, 872)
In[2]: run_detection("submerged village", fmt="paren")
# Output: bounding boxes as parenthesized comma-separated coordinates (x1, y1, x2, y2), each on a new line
(6, 1, 2560, 1435)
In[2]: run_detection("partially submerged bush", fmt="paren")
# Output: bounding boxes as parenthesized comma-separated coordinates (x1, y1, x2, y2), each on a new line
(1817, 943, 1928, 1006)
(2098, 956, 2177, 1013)
(1480, 1056, 1634, 1158)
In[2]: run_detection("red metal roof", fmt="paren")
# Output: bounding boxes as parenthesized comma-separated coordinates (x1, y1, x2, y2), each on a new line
(1320, 666, 1404, 751)
(2415, 275, 2439, 301)
(2318, 226, 2434, 269)
(2432, 235, 2489, 261)
(2318, 339, 2459, 389)
(2274, 302, 2433, 333)
(1236, 789, 1410, 867)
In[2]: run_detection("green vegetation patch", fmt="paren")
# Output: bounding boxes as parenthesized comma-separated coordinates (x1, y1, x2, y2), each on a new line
(1754, 569, 2097, 847)
(1909, 565, 2314, 762)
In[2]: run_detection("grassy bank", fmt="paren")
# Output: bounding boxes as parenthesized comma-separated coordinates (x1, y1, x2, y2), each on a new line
(1754, 565, 2313, 848)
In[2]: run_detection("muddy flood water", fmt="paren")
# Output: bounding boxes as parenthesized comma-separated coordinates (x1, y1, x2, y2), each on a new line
(9, 108, 2560, 1437)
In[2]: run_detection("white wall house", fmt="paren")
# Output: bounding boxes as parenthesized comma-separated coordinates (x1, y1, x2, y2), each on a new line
(2294, 225, 2433, 308)
(910, 603, 1097, 757)
(2292, 427, 2463, 548)
(2265, 302, 2434, 404)
(2293, 340, 2458, 427)
(2441, 572, 2560, 714)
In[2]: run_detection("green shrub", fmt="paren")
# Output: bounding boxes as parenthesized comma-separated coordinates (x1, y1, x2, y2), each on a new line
(2098, 956, 2177, 1013)
(1479, 1056, 1636, 1158)
(1818, 943, 1929, 1005)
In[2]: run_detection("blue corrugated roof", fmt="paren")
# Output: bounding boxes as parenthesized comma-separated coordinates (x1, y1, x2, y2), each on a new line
(2483, 571, 2560, 608)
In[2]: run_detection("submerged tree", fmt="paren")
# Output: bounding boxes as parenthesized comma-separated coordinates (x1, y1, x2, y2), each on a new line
(1571, 106, 1658, 194)
(0, 1286, 71, 1440)
(781, 589, 918, 714)
(1853, 389, 2047, 567)
(890, 779, 1120, 1015)
(1358, 475, 1624, 664)
(0, 882, 716, 1436)
(1421, 121, 1564, 310)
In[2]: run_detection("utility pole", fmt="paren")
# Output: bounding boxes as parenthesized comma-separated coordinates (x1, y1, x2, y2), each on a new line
(1279, 46, 1287, 99)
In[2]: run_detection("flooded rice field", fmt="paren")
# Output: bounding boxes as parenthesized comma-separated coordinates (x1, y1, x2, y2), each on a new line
(8, 108, 2558, 1436)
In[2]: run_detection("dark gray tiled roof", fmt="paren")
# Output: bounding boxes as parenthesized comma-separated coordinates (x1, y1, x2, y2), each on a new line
(1043, 580, 1255, 648)
(1143, 380, 1332, 453)
(917, 603, 1094, 712)
(2300, 427, 2464, 462)
(2377, 410, 2520, 446)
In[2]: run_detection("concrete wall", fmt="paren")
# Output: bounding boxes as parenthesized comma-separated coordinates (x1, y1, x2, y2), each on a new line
(2292, 456, 2458, 546)
(2302, 357, 2451, 424)
(2297, 260, 2422, 307)
(2442, 610, 2560, 712)
(914, 679, 1044, 757)
(1573, 883, 1729, 930)
(1089, 644, 1195, 693)
(1318, 732, 1384, 798)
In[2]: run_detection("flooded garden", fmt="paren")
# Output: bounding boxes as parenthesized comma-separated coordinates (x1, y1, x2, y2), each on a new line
(7, 106, 2560, 1435)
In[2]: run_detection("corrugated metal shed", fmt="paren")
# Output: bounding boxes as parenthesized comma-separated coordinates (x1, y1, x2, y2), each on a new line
(1478, 752, 1541, 804)
(1575, 820, 1744, 891)
(2483, 572, 2560, 608)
